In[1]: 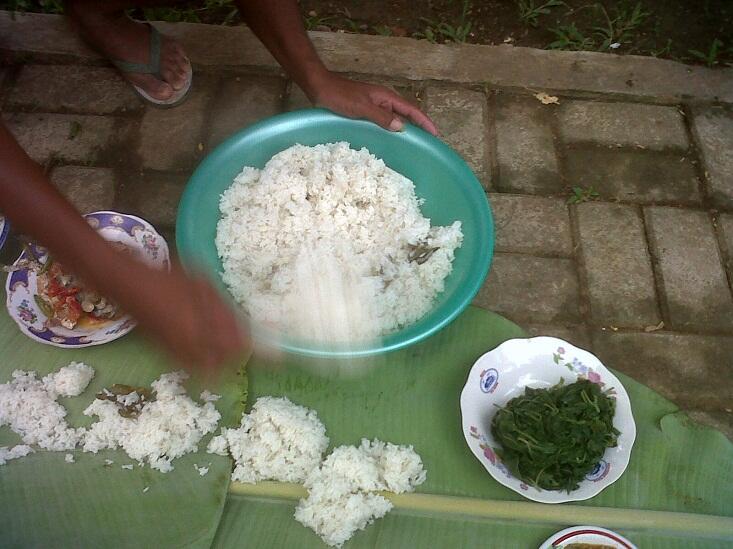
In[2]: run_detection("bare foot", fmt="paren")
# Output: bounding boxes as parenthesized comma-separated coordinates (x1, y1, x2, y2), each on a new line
(66, 8, 190, 102)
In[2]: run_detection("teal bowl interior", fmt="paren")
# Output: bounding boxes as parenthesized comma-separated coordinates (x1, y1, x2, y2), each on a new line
(176, 109, 494, 358)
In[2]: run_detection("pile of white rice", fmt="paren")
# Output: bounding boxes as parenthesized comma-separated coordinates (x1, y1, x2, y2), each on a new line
(1, 363, 221, 473)
(0, 362, 93, 453)
(3, 364, 427, 547)
(211, 396, 426, 547)
(216, 142, 463, 343)
(295, 439, 426, 547)
(207, 396, 328, 483)
(83, 371, 221, 472)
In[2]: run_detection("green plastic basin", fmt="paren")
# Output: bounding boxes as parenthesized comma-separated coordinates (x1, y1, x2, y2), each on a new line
(176, 109, 494, 358)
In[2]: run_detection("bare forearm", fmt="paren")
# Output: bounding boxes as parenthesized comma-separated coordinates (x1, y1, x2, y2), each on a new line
(0, 123, 143, 305)
(235, 0, 329, 99)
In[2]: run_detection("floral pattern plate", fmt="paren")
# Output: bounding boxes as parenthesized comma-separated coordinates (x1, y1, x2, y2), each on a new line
(538, 525, 637, 548)
(0, 214, 8, 250)
(4, 211, 170, 348)
(460, 336, 636, 504)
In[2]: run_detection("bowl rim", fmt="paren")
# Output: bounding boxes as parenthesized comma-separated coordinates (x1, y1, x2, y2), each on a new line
(460, 336, 637, 504)
(176, 108, 493, 358)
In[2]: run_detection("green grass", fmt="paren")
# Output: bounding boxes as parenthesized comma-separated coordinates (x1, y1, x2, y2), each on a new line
(548, 22, 595, 51)
(548, 2, 650, 52)
(567, 185, 600, 204)
(413, 0, 472, 44)
(303, 14, 334, 31)
(517, 0, 565, 28)
(592, 2, 650, 51)
(688, 38, 725, 67)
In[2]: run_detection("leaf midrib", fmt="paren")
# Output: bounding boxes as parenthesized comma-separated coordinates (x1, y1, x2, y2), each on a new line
(229, 481, 733, 540)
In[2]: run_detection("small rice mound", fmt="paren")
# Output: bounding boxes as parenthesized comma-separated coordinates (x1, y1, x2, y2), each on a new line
(83, 371, 221, 473)
(216, 142, 463, 343)
(295, 438, 426, 547)
(207, 396, 328, 484)
(43, 361, 95, 397)
(0, 444, 34, 465)
(0, 362, 93, 452)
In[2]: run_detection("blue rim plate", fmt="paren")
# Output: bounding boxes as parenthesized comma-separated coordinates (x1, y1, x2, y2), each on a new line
(5, 211, 170, 348)
(177, 109, 494, 358)
(461, 337, 636, 504)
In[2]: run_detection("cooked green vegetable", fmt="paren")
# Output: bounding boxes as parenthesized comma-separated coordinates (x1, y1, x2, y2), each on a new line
(491, 379, 619, 492)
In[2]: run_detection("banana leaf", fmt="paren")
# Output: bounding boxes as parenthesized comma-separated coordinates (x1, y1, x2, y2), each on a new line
(215, 306, 733, 547)
(0, 310, 246, 548)
(2, 301, 732, 548)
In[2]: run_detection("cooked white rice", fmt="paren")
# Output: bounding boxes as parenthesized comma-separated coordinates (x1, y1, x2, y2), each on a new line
(0, 363, 93, 452)
(207, 396, 329, 484)
(295, 438, 426, 547)
(0, 444, 34, 465)
(83, 371, 221, 472)
(216, 142, 463, 343)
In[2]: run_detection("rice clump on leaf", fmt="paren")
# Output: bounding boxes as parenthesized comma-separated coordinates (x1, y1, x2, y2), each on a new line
(295, 438, 426, 547)
(207, 396, 328, 483)
(0, 362, 93, 453)
(83, 371, 221, 472)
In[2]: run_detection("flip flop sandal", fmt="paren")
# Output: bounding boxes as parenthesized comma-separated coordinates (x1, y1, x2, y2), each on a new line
(111, 23, 192, 108)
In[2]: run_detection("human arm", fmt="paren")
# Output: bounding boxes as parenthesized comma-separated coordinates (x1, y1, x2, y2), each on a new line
(0, 122, 249, 371)
(235, 0, 438, 135)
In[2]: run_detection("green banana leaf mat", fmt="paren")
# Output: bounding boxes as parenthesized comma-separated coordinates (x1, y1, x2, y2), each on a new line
(1, 306, 731, 548)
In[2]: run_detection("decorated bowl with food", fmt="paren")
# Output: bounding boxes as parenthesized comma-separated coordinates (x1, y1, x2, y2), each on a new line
(4, 211, 169, 348)
(460, 337, 636, 504)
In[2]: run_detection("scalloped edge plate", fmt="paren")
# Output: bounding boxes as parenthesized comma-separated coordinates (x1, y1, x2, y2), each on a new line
(5, 211, 169, 348)
(460, 336, 636, 503)
(539, 525, 638, 548)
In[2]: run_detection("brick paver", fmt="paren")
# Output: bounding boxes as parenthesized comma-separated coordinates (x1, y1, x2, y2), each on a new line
(3, 12, 733, 437)
(50, 165, 116, 214)
(645, 207, 733, 331)
(593, 331, 733, 411)
(564, 147, 702, 205)
(115, 172, 187, 228)
(206, 75, 284, 148)
(474, 253, 580, 324)
(524, 324, 591, 351)
(3, 112, 116, 164)
(718, 214, 733, 277)
(691, 107, 733, 210)
(577, 202, 660, 327)
(489, 193, 572, 256)
(6, 65, 140, 114)
(494, 95, 560, 194)
(136, 77, 215, 171)
(423, 86, 489, 187)
(558, 100, 688, 150)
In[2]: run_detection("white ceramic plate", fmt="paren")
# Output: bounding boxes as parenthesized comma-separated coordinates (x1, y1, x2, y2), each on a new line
(5, 211, 169, 348)
(539, 525, 637, 548)
(460, 336, 636, 503)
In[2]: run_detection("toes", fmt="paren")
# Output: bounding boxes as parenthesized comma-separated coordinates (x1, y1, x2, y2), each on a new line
(161, 65, 187, 91)
(133, 74, 174, 100)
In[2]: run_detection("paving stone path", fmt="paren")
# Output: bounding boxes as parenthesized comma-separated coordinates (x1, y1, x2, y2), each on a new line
(1, 12, 732, 438)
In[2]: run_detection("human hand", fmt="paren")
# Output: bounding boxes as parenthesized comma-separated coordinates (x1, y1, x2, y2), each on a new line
(124, 264, 251, 372)
(309, 72, 438, 136)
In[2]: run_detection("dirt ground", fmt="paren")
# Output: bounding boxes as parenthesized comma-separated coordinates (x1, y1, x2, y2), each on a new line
(3, 0, 732, 66)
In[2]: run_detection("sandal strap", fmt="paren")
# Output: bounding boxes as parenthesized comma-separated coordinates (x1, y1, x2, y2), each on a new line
(110, 23, 163, 80)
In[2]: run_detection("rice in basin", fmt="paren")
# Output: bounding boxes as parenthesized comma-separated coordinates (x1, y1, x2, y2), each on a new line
(216, 142, 463, 343)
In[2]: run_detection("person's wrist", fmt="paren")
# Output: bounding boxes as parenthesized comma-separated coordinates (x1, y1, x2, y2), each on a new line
(301, 66, 335, 103)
